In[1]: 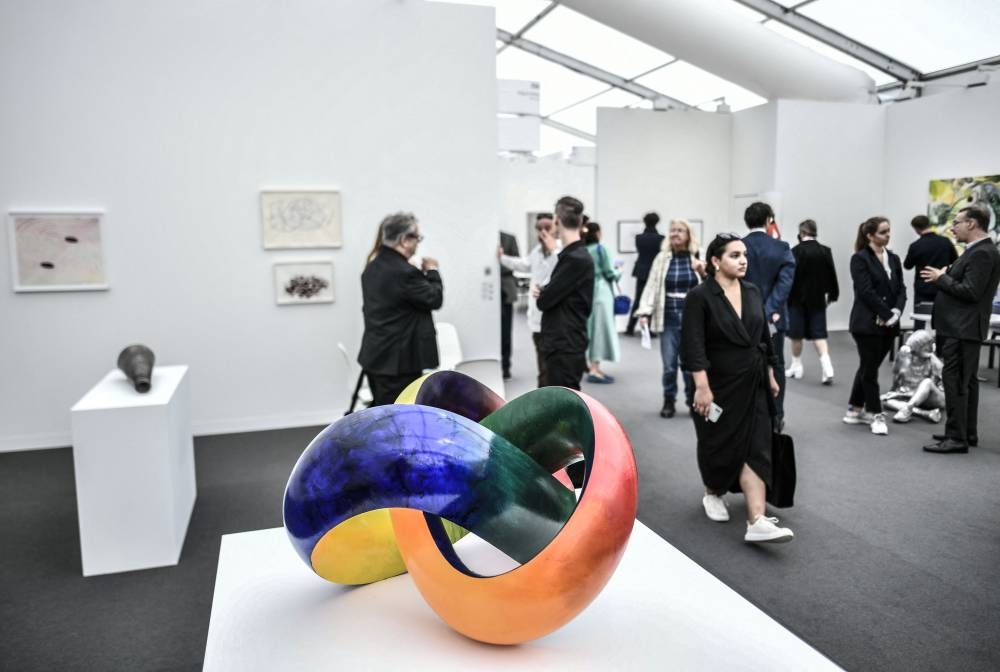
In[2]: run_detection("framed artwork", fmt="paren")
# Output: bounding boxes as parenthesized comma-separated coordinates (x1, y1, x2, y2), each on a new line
(261, 190, 342, 249)
(617, 220, 643, 254)
(7, 212, 108, 292)
(928, 175, 1000, 244)
(274, 261, 334, 305)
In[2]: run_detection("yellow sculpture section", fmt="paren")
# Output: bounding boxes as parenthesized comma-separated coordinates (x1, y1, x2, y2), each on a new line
(308, 374, 467, 585)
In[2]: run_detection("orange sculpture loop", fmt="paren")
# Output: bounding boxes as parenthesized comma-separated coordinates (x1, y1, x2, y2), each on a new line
(392, 385, 638, 645)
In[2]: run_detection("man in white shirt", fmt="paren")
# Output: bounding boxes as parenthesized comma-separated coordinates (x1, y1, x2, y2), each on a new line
(498, 212, 562, 387)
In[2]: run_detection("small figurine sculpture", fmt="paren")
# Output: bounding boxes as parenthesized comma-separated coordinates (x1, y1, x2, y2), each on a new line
(880, 330, 943, 423)
(117, 345, 155, 393)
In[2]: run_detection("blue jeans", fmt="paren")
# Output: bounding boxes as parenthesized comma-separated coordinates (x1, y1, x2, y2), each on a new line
(660, 311, 694, 406)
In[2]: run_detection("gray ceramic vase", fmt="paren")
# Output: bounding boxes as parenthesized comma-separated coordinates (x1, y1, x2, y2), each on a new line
(117, 345, 155, 393)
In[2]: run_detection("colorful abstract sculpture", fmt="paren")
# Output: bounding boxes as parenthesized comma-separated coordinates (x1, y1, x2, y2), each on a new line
(283, 371, 638, 644)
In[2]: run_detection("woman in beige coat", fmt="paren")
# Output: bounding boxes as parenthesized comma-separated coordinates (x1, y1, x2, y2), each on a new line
(635, 219, 706, 417)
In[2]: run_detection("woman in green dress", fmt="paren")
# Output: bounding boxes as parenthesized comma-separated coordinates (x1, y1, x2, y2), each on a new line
(584, 222, 621, 383)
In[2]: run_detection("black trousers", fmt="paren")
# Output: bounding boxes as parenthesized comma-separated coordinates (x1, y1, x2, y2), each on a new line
(543, 350, 587, 390)
(501, 302, 513, 375)
(532, 332, 548, 387)
(941, 337, 981, 443)
(625, 276, 648, 334)
(367, 370, 421, 407)
(849, 333, 895, 413)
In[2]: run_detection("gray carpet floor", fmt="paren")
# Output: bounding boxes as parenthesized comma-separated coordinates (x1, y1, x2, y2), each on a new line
(1, 310, 998, 671)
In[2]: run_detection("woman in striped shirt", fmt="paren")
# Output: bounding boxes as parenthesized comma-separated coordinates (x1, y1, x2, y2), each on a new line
(635, 219, 706, 418)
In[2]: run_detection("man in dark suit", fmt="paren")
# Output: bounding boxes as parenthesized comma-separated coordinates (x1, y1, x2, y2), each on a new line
(742, 202, 796, 428)
(922, 206, 1000, 453)
(785, 219, 839, 384)
(533, 195, 593, 391)
(358, 212, 442, 406)
(626, 212, 665, 336)
(904, 214, 957, 328)
(498, 231, 520, 380)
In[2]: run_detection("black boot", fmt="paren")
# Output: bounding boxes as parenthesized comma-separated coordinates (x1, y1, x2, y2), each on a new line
(660, 397, 675, 418)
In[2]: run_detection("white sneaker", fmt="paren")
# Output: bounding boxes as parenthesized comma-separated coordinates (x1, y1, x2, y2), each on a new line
(820, 354, 834, 385)
(893, 407, 913, 423)
(870, 413, 889, 435)
(744, 515, 794, 543)
(785, 359, 803, 379)
(702, 494, 729, 522)
(843, 408, 875, 424)
(927, 408, 942, 423)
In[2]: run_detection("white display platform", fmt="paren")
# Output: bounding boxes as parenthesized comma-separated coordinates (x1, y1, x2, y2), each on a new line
(204, 522, 841, 671)
(70, 365, 195, 576)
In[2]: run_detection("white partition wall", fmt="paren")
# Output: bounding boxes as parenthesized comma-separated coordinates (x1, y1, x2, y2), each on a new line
(596, 108, 732, 300)
(772, 100, 886, 331)
(0, 0, 499, 451)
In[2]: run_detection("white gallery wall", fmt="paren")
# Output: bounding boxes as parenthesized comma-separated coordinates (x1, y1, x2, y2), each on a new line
(497, 154, 595, 254)
(597, 108, 732, 300)
(0, 0, 499, 451)
(772, 100, 886, 331)
(883, 85, 1000, 245)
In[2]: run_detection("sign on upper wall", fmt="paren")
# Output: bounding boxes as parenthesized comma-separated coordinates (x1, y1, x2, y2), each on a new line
(928, 175, 1000, 242)
(497, 80, 540, 116)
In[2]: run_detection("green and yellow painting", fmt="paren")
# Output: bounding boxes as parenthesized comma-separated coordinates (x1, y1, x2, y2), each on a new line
(928, 175, 1000, 243)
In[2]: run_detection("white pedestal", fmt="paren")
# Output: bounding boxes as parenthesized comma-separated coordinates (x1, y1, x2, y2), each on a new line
(204, 522, 842, 671)
(70, 365, 195, 576)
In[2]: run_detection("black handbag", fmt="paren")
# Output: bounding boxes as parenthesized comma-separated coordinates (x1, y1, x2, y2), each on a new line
(766, 432, 796, 508)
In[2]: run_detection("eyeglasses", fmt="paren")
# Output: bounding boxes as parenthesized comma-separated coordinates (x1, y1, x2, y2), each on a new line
(406, 232, 424, 242)
(951, 218, 970, 227)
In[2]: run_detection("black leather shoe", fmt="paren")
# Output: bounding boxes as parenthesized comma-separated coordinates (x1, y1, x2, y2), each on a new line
(932, 433, 978, 447)
(923, 439, 969, 454)
(660, 399, 675, 418)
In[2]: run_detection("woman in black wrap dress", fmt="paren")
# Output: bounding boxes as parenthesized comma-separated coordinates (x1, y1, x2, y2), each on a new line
(681, 234, 793, 544)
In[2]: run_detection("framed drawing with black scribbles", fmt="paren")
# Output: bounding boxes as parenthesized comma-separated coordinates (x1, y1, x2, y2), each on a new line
(7, 212, 108, 292)
(274, 261, 334, 305)
(261, 190, 342, 249)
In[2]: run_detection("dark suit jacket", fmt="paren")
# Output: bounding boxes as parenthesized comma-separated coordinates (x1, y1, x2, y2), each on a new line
(632, 229, 665, 281)
(789, 239, 839, 309)
(742, 230, 796, 331)
(903, 232, 958, 303)
(848, 246, 906, 335)
(932, 238, 1000, 341)
(499, 231, 520, 304)
(537, 240, 594, 355)
(358, 246, 442, 375)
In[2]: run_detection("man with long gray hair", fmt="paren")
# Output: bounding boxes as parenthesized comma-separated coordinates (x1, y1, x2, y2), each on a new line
(358, 212, 442, 406)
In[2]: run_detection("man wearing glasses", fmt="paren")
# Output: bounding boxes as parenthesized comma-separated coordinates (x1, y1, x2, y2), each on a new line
(359, 212, 442, 406)
(921, 206, 1000, 453)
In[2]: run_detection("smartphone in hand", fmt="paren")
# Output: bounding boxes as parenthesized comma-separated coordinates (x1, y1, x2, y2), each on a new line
(707, 402, 723, 423)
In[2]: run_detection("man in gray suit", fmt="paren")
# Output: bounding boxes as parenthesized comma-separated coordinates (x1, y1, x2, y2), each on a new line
(921, 206, 1000, 453)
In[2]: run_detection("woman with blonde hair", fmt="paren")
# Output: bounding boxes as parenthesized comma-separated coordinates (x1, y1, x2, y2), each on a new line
(635, 219, 706, 417)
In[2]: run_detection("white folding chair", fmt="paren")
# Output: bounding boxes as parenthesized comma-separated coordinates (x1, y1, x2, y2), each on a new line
(336, 342, 372, 408)
(453, 358, 506, 398)
(434, 321, 464, 371)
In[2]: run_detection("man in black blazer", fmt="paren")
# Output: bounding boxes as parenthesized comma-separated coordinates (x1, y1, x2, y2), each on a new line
(742, 202, 796, 428)
(498, 231, 520, 380)
(786, 219, 839, 384)
(922, 206, 1000, 453)
(533, 195, 593, 391)
(625, 212, 665, 335)
(359, 212, 443, 406)
(904, 214, 957, 328)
